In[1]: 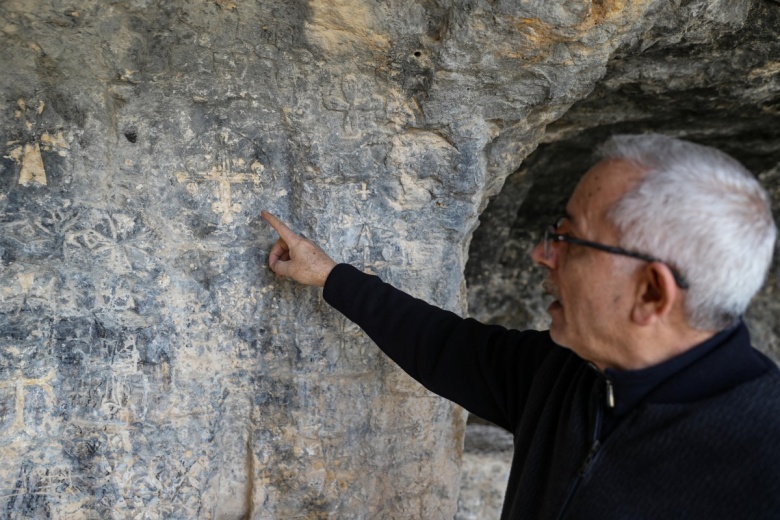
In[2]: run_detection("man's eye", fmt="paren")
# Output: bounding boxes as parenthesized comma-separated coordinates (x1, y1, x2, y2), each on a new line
(554, 216, 567, 231)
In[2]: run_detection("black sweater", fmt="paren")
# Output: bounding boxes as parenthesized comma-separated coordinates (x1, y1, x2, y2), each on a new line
(323, 264, 780, 519)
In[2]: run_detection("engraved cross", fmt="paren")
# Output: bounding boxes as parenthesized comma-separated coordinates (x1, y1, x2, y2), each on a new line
(0, 369, 56, 437)
(4, 98, 70, 187)
(355, 182, 371, 200)
(176, 133, 262, 224)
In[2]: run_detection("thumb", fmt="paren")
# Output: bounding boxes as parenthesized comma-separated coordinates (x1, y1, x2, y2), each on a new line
(270, 257, 294, 278)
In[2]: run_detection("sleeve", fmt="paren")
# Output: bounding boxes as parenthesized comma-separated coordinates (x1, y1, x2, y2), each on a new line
(323, 263, 556, 431)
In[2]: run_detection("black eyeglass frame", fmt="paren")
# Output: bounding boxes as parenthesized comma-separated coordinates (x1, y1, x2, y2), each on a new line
(543, 226, 690, 289)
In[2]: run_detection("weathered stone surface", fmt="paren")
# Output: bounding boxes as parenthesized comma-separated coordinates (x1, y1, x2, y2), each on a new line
(0, 0, 777, 518)
(455, 424, 513, 520)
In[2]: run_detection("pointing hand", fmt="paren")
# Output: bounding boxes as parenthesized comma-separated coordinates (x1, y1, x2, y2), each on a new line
(262, 211, 337, 287)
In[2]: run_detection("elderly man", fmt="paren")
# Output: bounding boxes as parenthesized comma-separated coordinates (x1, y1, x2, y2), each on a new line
(262, 134, 780, 519)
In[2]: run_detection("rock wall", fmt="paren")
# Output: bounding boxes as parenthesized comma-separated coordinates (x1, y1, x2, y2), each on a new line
(1, 0, 777, 518)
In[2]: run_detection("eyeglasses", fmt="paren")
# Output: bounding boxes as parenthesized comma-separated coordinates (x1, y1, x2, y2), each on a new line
(543, 220, 690, 289)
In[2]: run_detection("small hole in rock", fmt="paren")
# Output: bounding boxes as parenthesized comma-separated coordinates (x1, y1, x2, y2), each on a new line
(414, 51, 422, 57)
(125, 131, 137, 143)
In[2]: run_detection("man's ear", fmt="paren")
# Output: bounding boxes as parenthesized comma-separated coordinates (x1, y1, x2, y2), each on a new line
(631, 262, 679, 326)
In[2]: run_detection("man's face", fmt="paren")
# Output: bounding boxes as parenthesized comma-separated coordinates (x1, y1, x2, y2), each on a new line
(531, 159, 646, 369)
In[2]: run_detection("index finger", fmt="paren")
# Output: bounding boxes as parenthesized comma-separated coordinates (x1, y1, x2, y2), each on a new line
(261, 210, 301, 245)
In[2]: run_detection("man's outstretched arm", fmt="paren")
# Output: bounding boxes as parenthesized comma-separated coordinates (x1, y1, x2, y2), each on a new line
(261, 211, 556, 430)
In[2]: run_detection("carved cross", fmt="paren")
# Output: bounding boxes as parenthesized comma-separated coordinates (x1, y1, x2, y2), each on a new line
(175, 133, 262, 224)
(354, 182, 371, 200)
(353, 202, 387, 274)
(0, 369, 56, 437)
(4, 98, 70, 187)
(321, 75, 384, 138)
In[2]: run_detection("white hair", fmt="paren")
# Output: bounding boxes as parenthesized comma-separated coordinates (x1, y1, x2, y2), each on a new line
(598, 133, 777, 331)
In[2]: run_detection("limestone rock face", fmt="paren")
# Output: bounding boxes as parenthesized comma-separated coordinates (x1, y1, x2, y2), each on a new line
(0, 0, 777, 518)
(455, 424, 513, 520)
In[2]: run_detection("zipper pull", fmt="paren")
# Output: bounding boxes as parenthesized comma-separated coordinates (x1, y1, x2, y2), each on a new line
(605, 378, 615, 409)
(579, 440, 601, 476)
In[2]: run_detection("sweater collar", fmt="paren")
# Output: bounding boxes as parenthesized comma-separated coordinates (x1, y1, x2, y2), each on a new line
(601, 321, 771, 415)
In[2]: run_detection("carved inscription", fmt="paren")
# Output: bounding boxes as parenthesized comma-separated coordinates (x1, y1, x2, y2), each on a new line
(0, 270, 56, 315)
(355, 182, 371, 200)
(322, 74, 385, 138)
(0, 463, 85, 510)
(176, 131, 263, 224)
(64, 213, 151, 275)
(352, 202, 387, 274)
(4, 98, 70, 187)
(0, 369, 56, 436)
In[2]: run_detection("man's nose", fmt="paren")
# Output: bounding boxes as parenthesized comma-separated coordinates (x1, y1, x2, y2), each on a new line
(531, 238, 557, 269)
